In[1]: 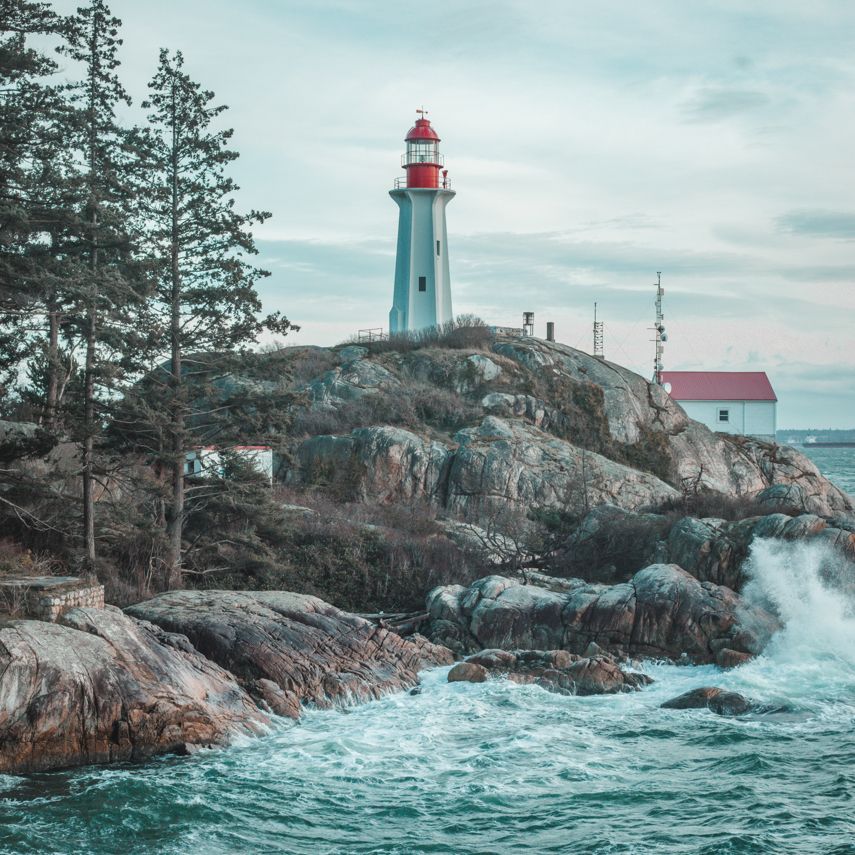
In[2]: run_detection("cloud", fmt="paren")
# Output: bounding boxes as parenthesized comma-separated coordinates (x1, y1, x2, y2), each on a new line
(46, 0, 855, 426)
(681, 87, 771, 122)
(776, 210, 855, 240)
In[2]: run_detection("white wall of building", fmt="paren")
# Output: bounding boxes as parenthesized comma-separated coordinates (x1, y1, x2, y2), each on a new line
(184, 447, 274, 483)
(677, 400, 776, 440)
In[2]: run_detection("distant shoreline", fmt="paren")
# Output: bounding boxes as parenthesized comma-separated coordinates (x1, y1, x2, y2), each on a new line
(802, 442, 855, 448)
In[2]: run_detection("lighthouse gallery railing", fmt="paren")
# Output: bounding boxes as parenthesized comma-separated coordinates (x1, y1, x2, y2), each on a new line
(393, 176, 453, 190)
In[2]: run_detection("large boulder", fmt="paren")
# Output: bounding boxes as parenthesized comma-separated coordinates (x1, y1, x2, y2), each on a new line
(0, 606, 267, 773)
(446, 417, 680, 517)
(427, 565, 779, 664)
(288, 426, 450, 504)
(493, 339, 688, 444)
(302, 359, 400, 408)
(127, 590, 453, 719)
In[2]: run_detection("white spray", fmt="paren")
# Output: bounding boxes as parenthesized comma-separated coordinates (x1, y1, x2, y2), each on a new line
(729, 537, 855, 708)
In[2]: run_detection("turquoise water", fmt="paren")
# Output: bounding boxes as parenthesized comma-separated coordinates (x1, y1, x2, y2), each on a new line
(800, 445, 855, 498)
(2, 460, 854, 854)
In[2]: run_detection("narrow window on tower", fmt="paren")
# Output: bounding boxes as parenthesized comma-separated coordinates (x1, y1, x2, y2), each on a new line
(436, 240, 441, 256)
(418, 276, 427, 292)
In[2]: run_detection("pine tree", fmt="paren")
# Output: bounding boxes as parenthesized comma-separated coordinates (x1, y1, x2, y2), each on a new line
(129, 49, 294, 585)
(0, 0, 75, 421)
(57, 0, 140, 570)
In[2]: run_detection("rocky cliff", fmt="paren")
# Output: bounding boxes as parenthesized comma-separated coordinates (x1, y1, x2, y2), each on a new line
(281, 335, 851, 522)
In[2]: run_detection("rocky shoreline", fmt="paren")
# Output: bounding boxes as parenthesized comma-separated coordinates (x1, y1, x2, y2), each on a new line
(2, 336, 853, 775)
(0, 546, 813, 774)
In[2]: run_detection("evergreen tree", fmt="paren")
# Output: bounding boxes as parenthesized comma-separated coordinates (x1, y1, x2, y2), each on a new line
(57, 0, 142, 569)
(0, 0, 76, 422)
(128, 49, 294, 585)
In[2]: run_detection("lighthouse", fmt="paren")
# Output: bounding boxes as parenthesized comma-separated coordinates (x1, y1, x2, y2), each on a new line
(389, 111, 455, 334)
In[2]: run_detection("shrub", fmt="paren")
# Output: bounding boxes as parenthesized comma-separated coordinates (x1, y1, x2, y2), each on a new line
(652, 490, 772, 522)
(286, 347, 339, 386)
(292, 382, 479, 439)
(349, 315, 494, 355)
(188, 488, 485, 613)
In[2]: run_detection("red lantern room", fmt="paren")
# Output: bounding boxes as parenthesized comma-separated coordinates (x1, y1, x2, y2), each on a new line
(401, 111, 447, 189)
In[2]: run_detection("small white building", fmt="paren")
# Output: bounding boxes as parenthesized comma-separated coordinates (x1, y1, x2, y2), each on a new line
(184, 445, 274, 484)
(660, 371, 777, 441)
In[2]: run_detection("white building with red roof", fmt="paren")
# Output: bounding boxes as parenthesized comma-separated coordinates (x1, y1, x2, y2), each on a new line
(659, 371, 777, 441)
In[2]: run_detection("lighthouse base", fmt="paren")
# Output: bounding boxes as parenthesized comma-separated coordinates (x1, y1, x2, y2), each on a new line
(389, 187, 455, 334)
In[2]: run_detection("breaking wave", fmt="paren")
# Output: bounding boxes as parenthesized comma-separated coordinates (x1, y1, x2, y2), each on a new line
(715, 537, 855, 711)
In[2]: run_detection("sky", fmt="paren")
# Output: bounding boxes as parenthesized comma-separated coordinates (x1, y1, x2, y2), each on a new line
(52, 0, 855, 427)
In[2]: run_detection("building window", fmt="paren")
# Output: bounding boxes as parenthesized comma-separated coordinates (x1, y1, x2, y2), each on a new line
(418, 276, 426, 292)
(717, 408, 730, 423)
(436, 240, 441, 256)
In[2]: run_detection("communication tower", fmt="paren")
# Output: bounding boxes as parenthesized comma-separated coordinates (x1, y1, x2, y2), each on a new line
(593, 303, 604, 359)
(651, 272, 667, 384)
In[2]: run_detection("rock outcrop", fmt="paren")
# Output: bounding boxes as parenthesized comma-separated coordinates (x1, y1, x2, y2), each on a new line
(0, 606, 268, 773)
(450, 648, 652, 695)
(0, 590, 454, 774)
(665, 512, 855, 591)
(0, 419, 56, 462)
(289, 416, 680, 515)
(127, 590, 453, 719)
(280, 335, 852, 527)
(661, 687, 752, 716)
(427, 565, 779, 664)
(554, 505, 855, 592)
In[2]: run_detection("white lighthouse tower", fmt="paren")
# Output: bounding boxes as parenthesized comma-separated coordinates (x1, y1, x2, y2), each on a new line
(389, 111, 455, 334)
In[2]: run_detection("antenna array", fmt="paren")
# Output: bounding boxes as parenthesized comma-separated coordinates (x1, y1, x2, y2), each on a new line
(593, 303, 604, 359)
(651, 272, 667, 384)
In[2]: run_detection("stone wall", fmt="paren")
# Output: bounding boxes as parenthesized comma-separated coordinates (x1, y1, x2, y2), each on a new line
(0, 576, 105, 622)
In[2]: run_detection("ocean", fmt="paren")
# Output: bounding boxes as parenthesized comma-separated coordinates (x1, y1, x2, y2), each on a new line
(801, 445, 855, 498)
(2, 451, 853, 855)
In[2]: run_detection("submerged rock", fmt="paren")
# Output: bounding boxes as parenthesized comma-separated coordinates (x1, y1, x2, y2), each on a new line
(0, 606, 268, 774)
(427, 564, 780, 663)
(127, 590, 453, 719)
(661, 687, 752, 716)
(450, 648, 652, 695)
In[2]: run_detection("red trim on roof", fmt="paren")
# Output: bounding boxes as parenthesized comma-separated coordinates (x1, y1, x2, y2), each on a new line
(660, 371, 777, 402)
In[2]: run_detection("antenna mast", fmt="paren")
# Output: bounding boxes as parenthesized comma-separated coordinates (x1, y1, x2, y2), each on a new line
(651, 272, 667, 384)
(593, 302, 604, 359)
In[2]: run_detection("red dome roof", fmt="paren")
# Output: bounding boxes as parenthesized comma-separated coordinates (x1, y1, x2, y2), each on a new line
(405, 118, 440, 142)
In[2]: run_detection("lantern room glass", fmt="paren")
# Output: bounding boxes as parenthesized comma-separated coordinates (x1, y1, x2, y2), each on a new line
(405, 140, 440, 164)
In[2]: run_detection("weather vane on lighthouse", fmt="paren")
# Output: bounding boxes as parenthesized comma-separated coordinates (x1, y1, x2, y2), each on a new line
(388, 109, 455, 334)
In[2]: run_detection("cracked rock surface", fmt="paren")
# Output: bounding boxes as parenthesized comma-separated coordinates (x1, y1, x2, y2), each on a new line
(0, 605, 268, 773)
(127, 590, 454, 719)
